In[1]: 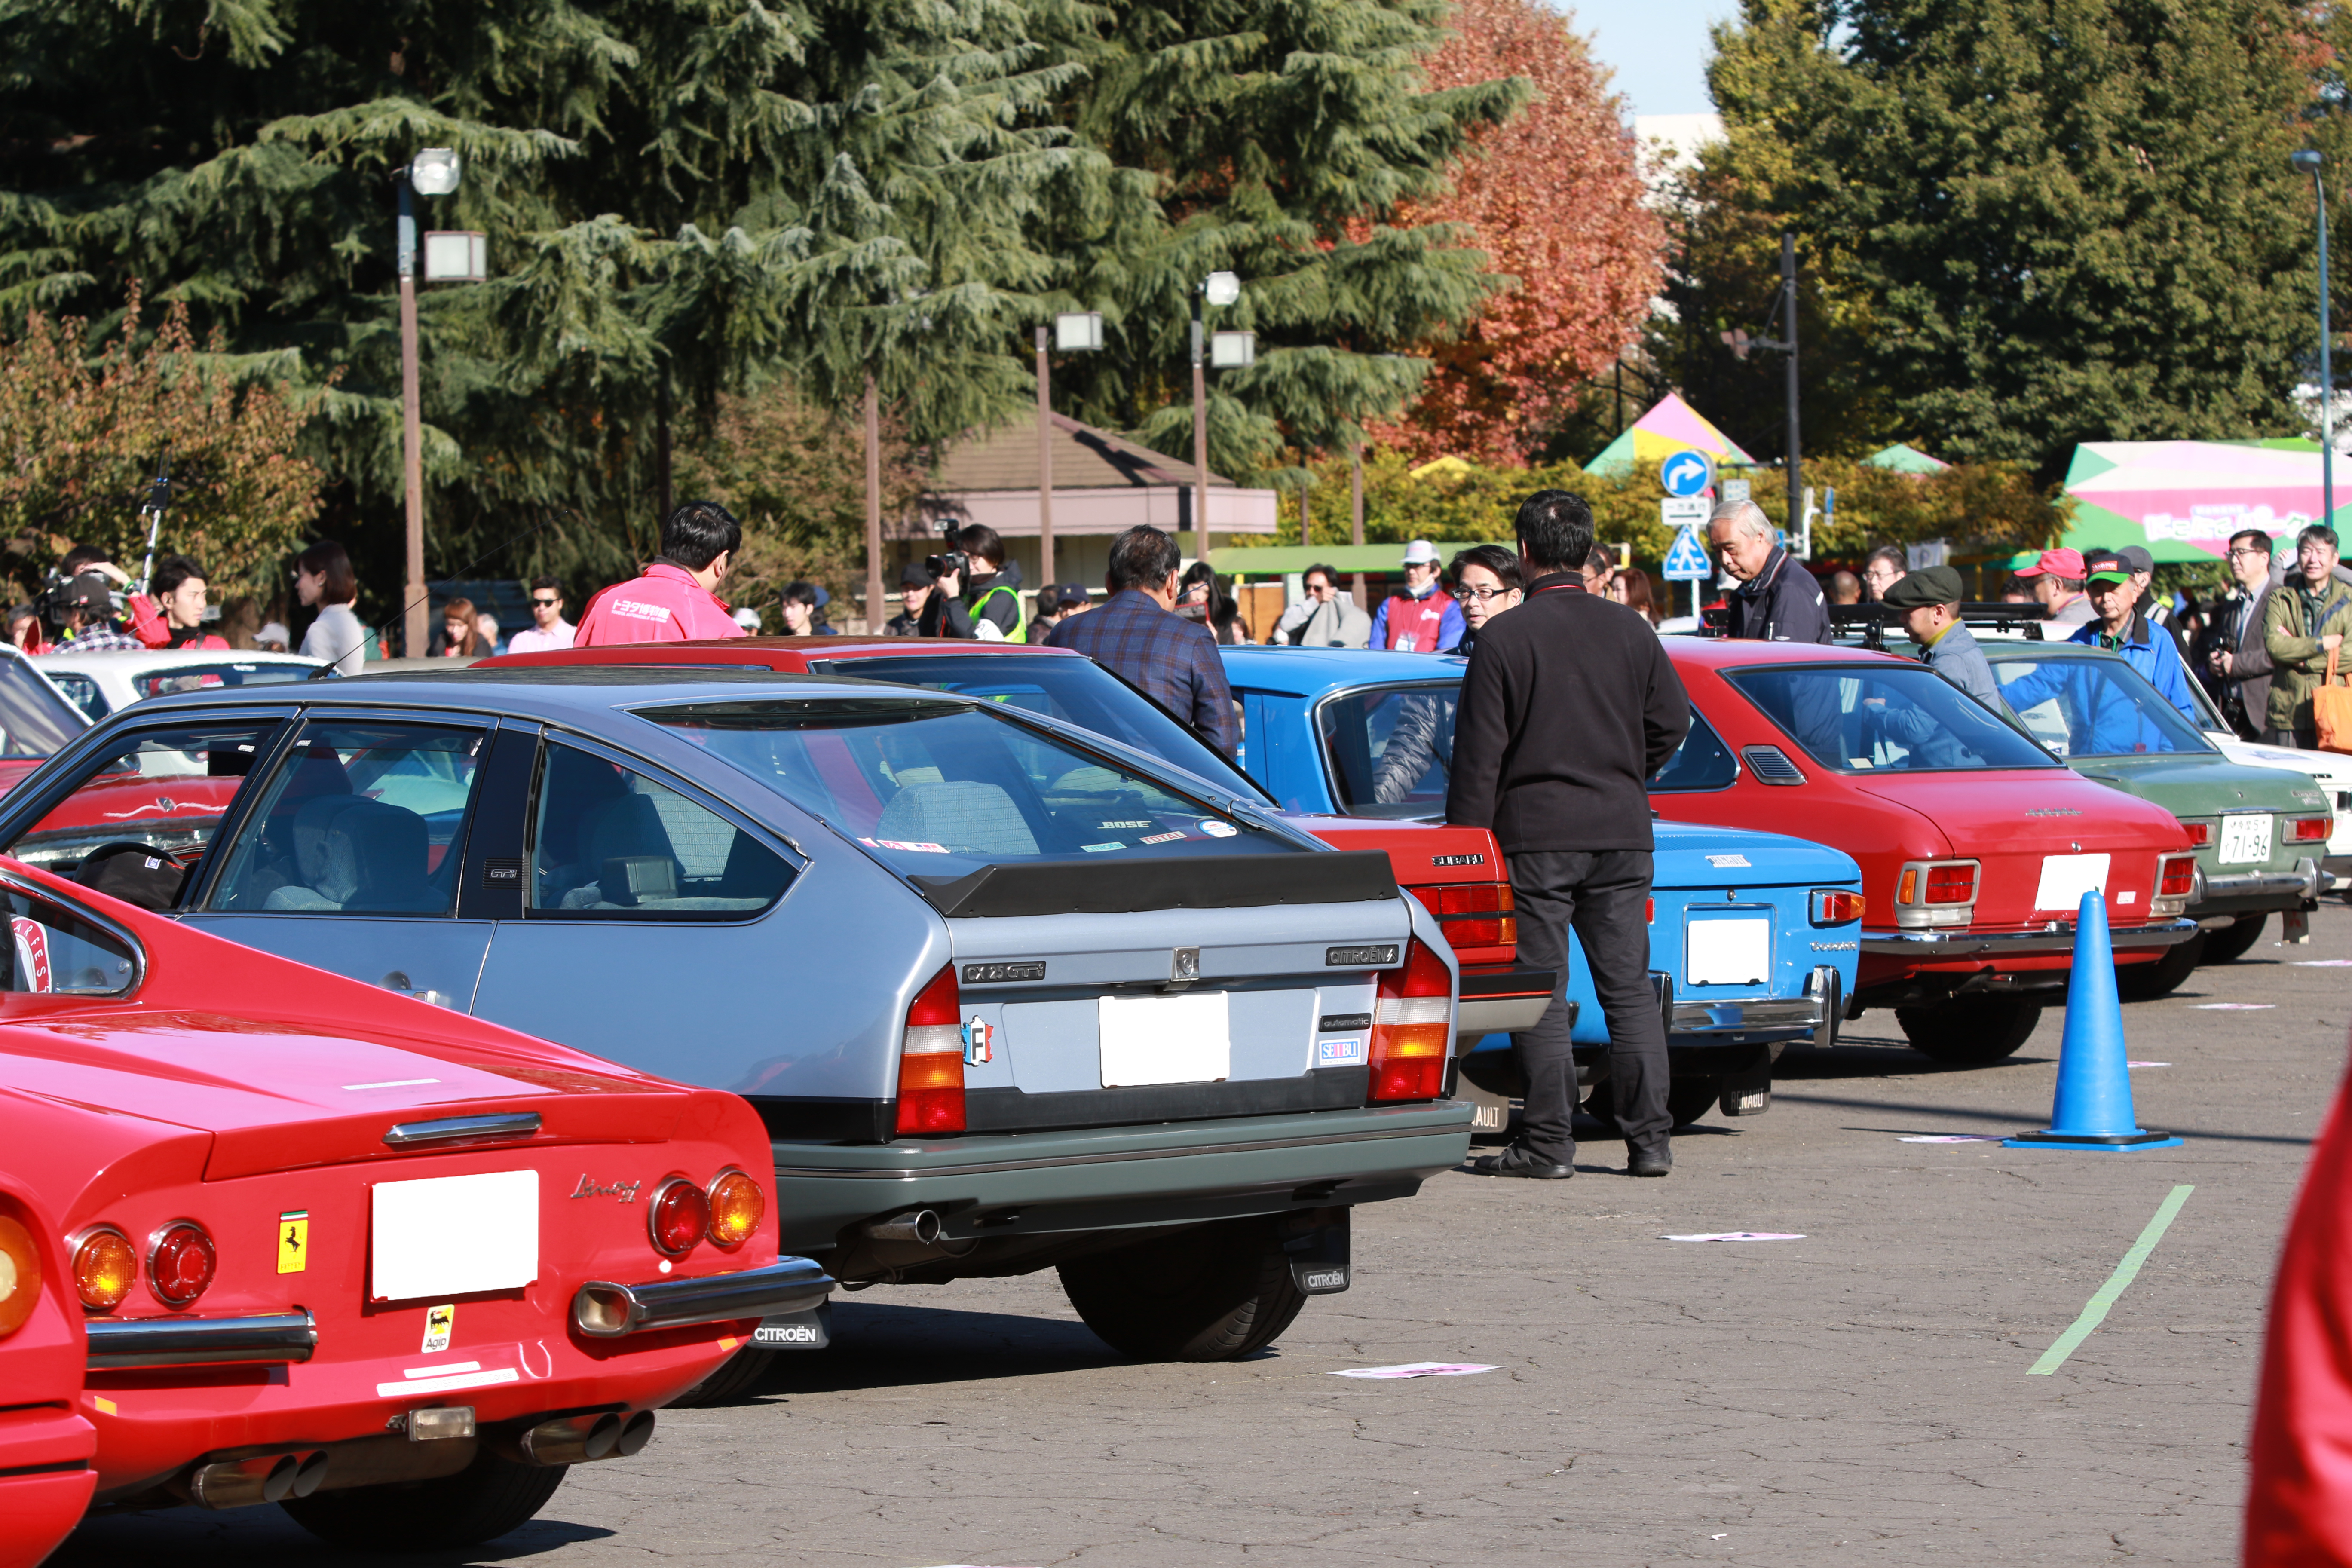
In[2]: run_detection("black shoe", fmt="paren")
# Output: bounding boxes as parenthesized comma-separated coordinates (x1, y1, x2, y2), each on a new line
(1469, 1143, 1573, 1180)
(1627, 1148, 1672, 1178)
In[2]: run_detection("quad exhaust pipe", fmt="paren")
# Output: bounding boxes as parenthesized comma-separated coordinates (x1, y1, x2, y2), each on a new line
(509, 1410, 655, 1467)
(184, 1450, 329, 1509)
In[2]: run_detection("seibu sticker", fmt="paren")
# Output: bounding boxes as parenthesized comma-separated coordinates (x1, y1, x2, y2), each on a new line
(1317, 1037, 1367, 1066)
(1199, 820, 1239, 838)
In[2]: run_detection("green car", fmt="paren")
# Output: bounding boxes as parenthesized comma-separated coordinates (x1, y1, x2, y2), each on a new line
(1978, 642, 2332, 995)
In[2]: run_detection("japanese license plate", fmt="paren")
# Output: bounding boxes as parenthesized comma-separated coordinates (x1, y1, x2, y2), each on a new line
(2034, 853, 2110, 912)
(1097, 992, 1231, 1087)
(371, 1169, 539, 1302)
(2219, 813, 2273, 866)
(1684, 918, 1771, 987)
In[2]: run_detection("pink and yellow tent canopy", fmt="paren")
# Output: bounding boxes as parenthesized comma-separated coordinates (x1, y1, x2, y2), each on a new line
(1586, 393, 1758, 477)
(2059, 439, 2351, 564)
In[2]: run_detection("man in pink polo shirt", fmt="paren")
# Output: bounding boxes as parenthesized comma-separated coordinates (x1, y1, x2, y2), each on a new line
(576, 501, 750, 646)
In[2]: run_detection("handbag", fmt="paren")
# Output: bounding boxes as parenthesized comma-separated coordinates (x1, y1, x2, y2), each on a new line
(2314, 643, 2352, 754)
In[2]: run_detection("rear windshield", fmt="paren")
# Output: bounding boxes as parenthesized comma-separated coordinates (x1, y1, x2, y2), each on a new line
(638, 698, 1298, 876)
(805, 652, 1265, 801)
(1987, 652, 2214, 760)
(0, 658, 87, 756)
(1724, 664, 2058, 774)
(127, 661, 315, 702)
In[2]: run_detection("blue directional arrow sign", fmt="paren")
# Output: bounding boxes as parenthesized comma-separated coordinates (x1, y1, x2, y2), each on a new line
(1662, 525, 1713, 581)
(1659, 450, 1715, 498)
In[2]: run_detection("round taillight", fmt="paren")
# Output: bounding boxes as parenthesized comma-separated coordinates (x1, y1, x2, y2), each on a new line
(73, 1227, 137, 1312)
(706, 1170, 764, 1250)
(0, 1216, 40, 1337)
(648, 1179, 708, 1256)
(147, 1222, 216, 1308)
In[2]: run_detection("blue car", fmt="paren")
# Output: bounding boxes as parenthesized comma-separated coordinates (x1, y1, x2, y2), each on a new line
(1221, 646, 1865, 1125)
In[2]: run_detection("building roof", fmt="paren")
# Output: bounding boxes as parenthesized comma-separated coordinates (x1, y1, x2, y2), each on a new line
(933, 411, 1235, 493)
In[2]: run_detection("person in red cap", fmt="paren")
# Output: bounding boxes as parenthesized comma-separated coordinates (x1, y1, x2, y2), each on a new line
(575, 501, 748, 646)
(2014, 548, 2095, 627)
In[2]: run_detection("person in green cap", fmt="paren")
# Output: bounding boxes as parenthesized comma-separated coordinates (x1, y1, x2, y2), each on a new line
(1882, 564, 2000, 709)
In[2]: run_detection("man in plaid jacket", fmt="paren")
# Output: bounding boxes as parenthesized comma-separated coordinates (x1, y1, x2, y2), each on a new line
(1044, 525, 1238, 757)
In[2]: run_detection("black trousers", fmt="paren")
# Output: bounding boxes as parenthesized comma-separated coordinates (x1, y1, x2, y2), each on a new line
(1507, 849, 1671, 1164)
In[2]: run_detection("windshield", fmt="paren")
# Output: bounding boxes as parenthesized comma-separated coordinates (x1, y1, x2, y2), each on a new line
(638, 698, 1297, 878)
(1315, 684, 1460, 819)
(803, 652, 1266, 802)
(1724, 664, 2059, 774)
(128, 661, 316, 702)
(0, 657, 88, 756)
(1988, 652, 2215, 759)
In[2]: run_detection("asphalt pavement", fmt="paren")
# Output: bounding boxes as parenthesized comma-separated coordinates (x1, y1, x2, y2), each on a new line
(63, 903, 2352, 1568)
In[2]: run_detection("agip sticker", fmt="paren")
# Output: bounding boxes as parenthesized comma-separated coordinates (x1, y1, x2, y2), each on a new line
(421, 1303, 454, 1354)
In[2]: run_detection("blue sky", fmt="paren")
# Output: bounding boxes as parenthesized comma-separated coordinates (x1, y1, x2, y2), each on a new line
(1567, 0, 1733, 118)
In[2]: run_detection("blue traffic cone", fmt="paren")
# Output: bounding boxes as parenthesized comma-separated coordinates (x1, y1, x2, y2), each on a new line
(2003, 889, 2182, 1152)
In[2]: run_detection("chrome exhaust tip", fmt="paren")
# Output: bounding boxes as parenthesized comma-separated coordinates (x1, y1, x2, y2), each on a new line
(862, 1209, 942, 1245)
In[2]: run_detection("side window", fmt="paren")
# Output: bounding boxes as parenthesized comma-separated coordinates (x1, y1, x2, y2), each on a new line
(5, 721, 281, 885)
(1648, 712, 1740, 792)
(1315, 687, 1458, 818)
(0, 884, 138, 995)
(47, 673, 107, 721)
(527, 741, 793, 919)
(206, 723, 487, 915)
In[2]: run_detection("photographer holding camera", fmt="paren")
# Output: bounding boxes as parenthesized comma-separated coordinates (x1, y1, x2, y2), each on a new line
(917, 524, 1025, 641)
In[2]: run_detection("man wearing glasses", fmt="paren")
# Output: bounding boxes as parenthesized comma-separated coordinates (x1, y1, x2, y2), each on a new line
(507, 576, 576, 654)
(2263, 525, 2352, 748)
(1270, 562, 1370, 647)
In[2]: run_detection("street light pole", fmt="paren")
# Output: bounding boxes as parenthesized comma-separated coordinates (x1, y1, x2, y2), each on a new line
(397, 173, 427, 661)
(1191, 292, 1208, 563)
(1036, 326, 1056, 589)
(1781, 231, 1802, 545)
(2296, 150, 2334, 528)
(863, 374, 883, 634)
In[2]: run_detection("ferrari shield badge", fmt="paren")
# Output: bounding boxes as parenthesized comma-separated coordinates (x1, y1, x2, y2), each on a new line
(276, 1210, 309, 1274)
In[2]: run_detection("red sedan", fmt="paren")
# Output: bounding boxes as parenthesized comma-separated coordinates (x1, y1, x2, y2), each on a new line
(0, 858, 830, 1552)
(0, 1176, 93, 1568)
(1648, 640, 2199, 1060)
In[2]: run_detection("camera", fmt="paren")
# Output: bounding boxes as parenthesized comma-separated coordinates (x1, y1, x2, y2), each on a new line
(37, 569, 122, 621)
(924, 549, 969, 581)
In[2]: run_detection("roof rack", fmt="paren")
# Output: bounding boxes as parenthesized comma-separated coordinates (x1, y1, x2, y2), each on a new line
(1829, 601, 2050, 651)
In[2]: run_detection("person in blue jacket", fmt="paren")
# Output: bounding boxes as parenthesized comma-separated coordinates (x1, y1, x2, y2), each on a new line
(2000, 553, 2201, 755)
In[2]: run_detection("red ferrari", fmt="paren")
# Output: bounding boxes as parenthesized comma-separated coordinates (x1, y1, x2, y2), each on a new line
(1649, 640, 2199, 1060)
(0, 857, 830, 1553)
(0, 1176, 93, 1568)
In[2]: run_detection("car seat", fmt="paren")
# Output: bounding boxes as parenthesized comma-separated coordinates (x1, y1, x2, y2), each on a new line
(266, 796, 441, 913)
(876, 780, 1039, 857)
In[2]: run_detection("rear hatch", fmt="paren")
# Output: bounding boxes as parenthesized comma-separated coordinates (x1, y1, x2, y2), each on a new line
(2076, 755, 2325, 885)
(1851, 772, 2187, 929)
(1651, 821, 1860, 1005)
(1285, 817, 1513, 968)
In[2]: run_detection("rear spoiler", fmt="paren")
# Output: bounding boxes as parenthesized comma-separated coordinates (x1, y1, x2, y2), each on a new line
(912, 851, 1398, 919)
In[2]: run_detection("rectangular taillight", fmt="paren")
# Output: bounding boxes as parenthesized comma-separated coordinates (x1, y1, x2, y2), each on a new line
(1893, 859, 1978, 928)
(2182, 821, 2213, 846)
(1923, 865, 1975, 904)
(895, 965, 965, 1136)
(1409, 882, 1517, 951)
(1368, 940, 1452, 1103)
(2291, 816, 2332, 843)
(2158, 854, 2197, 898)
(1810, 889, 1865, 925)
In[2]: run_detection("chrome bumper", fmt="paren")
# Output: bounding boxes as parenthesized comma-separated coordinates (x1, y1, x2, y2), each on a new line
(2192, 857, 2328, 906)
(1458, 995, 1550, 1035)
(1670, 965, 1844, 1041)
(572, 1255, 835, 1339)
(86, 1310, 316, 1370)
(1859, 917, 2199, 959)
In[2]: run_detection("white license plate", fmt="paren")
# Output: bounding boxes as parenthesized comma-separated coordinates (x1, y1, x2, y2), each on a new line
(2034, 853, 2111, 912)
(371, 1170, 539, 1302)
(1685, 919, 1770, 986)
(2219, 813, 2273, 865)
(1098, 992, 1231, 1087)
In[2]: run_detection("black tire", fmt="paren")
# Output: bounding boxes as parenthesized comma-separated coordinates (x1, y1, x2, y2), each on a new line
(1895, 995, 2044, 1063)
(1667, 1076, 1724, 1127)
(1059, 1218, 1307, 1361)
(2116, 932, 2206, 1000)
(282, 1452, 567, 1551)
(2202, 914, 2268, 965)
(667, 1344, 777, 1408)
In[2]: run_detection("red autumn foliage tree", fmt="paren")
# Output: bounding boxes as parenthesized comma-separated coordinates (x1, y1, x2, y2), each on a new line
(1366, 0, 1666, 466)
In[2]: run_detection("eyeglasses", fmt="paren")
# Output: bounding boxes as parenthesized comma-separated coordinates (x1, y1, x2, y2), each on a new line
(1458, 585, 1516, 603)
(2229, 546, 2272, 558)
(530, 597, 560, 608)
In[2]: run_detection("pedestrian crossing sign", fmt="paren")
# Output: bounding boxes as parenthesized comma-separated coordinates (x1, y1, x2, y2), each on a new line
(1663, 526, 1712, 581)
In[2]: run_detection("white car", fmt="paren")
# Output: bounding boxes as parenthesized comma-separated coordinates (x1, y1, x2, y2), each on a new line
(39, 648, 327, 721)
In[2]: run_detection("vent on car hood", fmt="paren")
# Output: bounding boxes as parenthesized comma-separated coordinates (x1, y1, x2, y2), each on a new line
(913, 851, 1397, 919)
(1740, 746, 1805, 786)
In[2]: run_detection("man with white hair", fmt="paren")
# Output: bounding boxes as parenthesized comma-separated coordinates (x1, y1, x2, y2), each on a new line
(1706, 499, 1833, 643)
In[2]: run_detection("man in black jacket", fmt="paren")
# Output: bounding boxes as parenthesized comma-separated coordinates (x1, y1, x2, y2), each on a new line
(1709, 499, 1833, 643)
(1447, 490, 1692, 1179)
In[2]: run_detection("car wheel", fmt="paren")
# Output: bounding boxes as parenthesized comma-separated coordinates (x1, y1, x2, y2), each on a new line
(2115, 933, 2206, 1001)
(282, 1452, 567, 1550)
(1667, 1076, 1724, 1127)
(2201, 914, 2268, 965)
(1058, 1217, 1307, 1361)
(1894, 996, 2044, 1063)
(667, 1344, 777, 1408)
